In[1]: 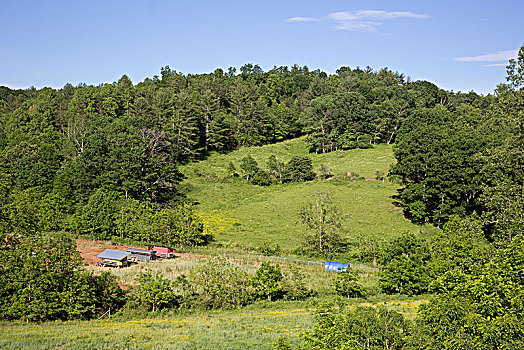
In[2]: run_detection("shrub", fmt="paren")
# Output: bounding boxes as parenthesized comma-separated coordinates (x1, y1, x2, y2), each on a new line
(250, 262, 284, 302)
(282, 265, 314, 301)
(379, 232, 432, 296)
(257, 242, 281, 256)
(133, 271, 178, 312)
(251, 169, 272, 186)
(334, 269, 367, 298)
(189, 257, 250, 309)
(283, 155, 316, 182)
(300, 299, 408, 350)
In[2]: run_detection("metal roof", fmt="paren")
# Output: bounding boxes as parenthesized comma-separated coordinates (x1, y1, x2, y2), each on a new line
(97, 249, 130, 261)
(127, 248, 154, 254)
(129, 253, 151, 261)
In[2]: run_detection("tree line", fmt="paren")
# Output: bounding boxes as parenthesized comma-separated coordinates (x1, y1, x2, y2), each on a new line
(391, 44, 524, 238)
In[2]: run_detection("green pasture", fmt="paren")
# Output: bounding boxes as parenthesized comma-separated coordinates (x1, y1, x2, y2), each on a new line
(0, 297, 426, 350)
(180, 138, 428, 249)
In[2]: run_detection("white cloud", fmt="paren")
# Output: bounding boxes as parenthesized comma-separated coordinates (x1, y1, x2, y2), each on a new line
(354, 10, 429, 20)
(286, 9, 429, 32)
(484, 63, 508, 67)
(453, 50, 518, 62)
(286, 16, 319, 23)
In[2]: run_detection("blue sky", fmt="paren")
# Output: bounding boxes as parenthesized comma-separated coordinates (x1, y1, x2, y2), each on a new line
(1, 0, 522, 94)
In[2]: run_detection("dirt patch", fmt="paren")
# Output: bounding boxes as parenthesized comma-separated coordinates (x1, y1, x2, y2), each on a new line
(75, 238, 208, 266)
(75, 239, 140, 266)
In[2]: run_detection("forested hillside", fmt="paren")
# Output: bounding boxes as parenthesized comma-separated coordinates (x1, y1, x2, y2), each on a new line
(0, 63, 486, 240)
(1, 44, 524, 349)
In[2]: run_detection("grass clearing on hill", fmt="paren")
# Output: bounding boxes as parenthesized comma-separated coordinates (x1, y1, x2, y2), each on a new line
(180, 138, 431, 250)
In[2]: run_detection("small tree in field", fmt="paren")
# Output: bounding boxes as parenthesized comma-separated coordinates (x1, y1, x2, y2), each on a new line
(298, 191, 346, 256)
(240, 155, 258, 181)
(250, 262, 284, 301)
(134, 271, 177, 312)
(283, 155, 316, 182)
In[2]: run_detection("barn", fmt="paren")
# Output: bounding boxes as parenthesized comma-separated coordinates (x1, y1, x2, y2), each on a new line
(149, 246, 175, 258)
(97, 249, 130, 268)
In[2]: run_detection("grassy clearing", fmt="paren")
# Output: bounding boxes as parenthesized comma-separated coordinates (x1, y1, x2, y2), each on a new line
(0, 297, 426, 350)
(88, 251, 377, 298)
(180, 138, 430, 249)
(0, 302, 312, 350)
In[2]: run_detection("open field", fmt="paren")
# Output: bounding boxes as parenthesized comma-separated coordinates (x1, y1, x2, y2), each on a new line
(0, 297, 427, 350)
(180, 138, 433, 249)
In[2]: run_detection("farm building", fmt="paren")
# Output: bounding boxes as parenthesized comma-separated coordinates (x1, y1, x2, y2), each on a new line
(127, 248, 156, 263)
(325, 261, 349, 273)
(148, 246, 175, 258)
(97, 249, 130, 268)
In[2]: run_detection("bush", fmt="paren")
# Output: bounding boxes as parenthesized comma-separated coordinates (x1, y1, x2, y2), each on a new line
(334, 270, 367, 298)
(300, 299, 409, 350)
(379, 232, 432, 296)
(133, 271, 178, 312)
(257, 242, 281, 256)
(251, 169, 272, 186)
(283, 155, 316, 182)
(189, 257, 250, 309)
(282, 265, 314, 301)
(93, 271, 126, 314)
(250, 262, 284, 302)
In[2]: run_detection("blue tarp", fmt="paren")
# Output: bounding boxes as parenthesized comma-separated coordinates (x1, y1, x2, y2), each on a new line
(325, 261, 349, 273)
(97, 249, 130, 261)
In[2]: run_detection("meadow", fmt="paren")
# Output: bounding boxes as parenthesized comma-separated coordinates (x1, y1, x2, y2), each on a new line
(181, 137, 430, 249)
(0, 297, 427, 350)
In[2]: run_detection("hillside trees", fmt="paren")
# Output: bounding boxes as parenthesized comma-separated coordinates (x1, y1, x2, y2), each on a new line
(391, 105, 492, 225)
(411, 235, 524, 348)
(392, 43, 524, 231)
(0, 232, 124, 321)
(477, 45, 524, 245)
(0, 60, 494, 248)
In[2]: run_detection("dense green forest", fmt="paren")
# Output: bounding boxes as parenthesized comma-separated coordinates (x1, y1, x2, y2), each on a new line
(0, 61, 488, 237)
(1, 44, 523, 349)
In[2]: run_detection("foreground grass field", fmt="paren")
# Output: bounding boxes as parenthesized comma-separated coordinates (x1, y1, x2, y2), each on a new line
(181, 138, 430, 249)
(0, 297, 427, 350)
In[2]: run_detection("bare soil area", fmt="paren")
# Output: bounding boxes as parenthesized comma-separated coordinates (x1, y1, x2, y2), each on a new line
(75, 238, 207, 266)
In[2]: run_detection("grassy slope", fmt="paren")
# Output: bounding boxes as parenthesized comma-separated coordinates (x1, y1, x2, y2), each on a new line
(181, 137, 425, 249)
